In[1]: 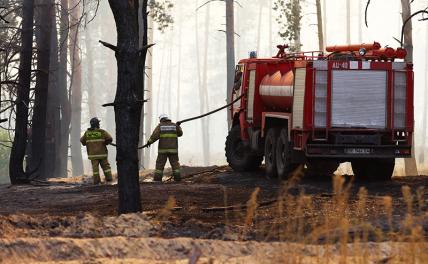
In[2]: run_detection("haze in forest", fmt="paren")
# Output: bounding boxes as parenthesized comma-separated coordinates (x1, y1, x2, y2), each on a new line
(0, 0, 427, 184)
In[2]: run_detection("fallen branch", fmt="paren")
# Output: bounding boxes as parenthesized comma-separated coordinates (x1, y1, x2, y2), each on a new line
(201, 199, 277, 213)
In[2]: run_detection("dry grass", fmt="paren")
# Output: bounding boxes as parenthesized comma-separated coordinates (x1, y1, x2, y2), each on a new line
(238, 169, 428, 263)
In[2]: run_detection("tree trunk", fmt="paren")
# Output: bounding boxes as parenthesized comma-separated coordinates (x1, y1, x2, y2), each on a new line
(401, 0, 418, 176)
(57, 0, 71, 178)
(9, 0, 35, 184)
(143, 15, 154, 168)
(346, 0, 350, 44)
(137, 0, 148, 169)
(86, 22, 96, 118)
(107, 0, 143, 214)
(322, 0, 327, 47)
(200, 4, 211, 165)
(69, 0, 84, 176)
(30, 0, 53, 178)
(358, 0, 362, 43)
(420, 26, 428, 164)
(256, 2, 262, 54)
(176, 5, 182, 120)
(292, 0, 301, 51)
(226, 0, 235, 128)
(45, 4, 60, 179)
(315, 0, 324, 51)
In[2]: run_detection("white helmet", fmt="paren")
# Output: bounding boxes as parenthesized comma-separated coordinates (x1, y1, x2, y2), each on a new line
(159, 114, 169, 121)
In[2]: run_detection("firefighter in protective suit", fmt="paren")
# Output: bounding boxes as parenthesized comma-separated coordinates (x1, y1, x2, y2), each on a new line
(80, 118, 113, 184)
(147, 114, 183, 182)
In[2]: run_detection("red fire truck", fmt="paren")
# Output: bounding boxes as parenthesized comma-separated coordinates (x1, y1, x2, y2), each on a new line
(226, 42, 413, 180)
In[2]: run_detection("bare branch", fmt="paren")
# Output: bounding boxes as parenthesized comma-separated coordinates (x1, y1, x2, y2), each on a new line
(98, 40, 117, 52)
(365, 0, 371, 28)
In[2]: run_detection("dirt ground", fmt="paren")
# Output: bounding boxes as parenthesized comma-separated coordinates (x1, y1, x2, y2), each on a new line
(0, 166, 427, 263)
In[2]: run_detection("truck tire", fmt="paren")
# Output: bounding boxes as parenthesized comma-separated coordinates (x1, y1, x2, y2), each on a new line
(305, 159, 339, 180)
(351, 158, 395, 181)
(225, 126, 262, 171)
(265, 128, 280, 178)
(276, 128, 294, 180)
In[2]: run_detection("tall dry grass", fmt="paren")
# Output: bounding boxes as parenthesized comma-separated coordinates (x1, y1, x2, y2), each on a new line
(240, 168, 428, 263)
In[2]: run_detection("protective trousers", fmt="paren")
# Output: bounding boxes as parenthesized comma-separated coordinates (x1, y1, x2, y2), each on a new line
(91, 159, 113, 184)
(154, 153, 181, 182)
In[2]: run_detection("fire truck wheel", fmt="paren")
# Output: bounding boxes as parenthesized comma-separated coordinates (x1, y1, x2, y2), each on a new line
(276, 128, 292, 180)
(305, 159, 339, 180)
(351, 158, 395, 181)
(225, 126, 263, 171)
(265, 128, 280, 178)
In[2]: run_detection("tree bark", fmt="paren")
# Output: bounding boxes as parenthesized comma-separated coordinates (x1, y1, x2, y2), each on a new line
(31, 0, 53, 178)
(400, 0, 418, 176)
(86, 22, 96, 118)
(69, 0, 84, 176)
(9, 0, 35, 184)
(316, 0, 324, 51)
(107, 0, 143, 214)
(57, 0, 71, 178)
(143, 15, 154, 168)
(226, 0, 235, 128)
(45, 3, 60, 179)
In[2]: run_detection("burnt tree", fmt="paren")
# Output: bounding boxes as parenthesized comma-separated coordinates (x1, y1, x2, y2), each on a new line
(9, 0, 35, 184)
(57, 0, 71, 178)
(31, 0, 53, 178)
(69, 0, 84, 176)
(104, 0, 149, 213)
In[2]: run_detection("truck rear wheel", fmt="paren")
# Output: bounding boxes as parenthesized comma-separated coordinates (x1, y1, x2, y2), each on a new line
(305, 159, 339, 180)
(276, 128, 295, 180)
(351, 158, 395, 181)
(265, 128, 280, 178)
(225, 126, 262, 171)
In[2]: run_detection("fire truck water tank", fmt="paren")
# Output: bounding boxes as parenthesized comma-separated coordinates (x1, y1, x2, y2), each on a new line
(259, 70, 294, 111)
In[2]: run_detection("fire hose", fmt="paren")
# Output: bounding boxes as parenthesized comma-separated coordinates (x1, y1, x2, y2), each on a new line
(110, 93, 245, 150)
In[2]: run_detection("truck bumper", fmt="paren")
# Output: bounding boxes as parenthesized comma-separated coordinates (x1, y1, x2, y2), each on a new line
(305, 144, 412, 158)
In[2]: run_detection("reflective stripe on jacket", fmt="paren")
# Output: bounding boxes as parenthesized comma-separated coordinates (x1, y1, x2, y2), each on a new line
(80, 128, 113, 160)
(148, 120, 183, 153)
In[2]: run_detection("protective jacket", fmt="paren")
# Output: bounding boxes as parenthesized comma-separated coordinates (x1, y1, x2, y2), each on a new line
(80, 128, 113, 160)
(148, 120, 183, 153)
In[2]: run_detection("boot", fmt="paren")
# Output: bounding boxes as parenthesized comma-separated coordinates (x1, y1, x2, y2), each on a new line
(173, 172, 181, 182)
(93, 175, 101, 185)
(154, 174, 163, 182)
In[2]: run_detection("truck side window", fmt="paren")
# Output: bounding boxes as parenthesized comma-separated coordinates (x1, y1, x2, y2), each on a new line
(233, 70, 243, 91)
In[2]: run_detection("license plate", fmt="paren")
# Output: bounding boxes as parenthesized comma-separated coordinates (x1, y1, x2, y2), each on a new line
(344, 148, 373, 155)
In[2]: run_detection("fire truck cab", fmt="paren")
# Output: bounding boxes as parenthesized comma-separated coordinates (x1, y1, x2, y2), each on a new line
(225, 43, 413, 180)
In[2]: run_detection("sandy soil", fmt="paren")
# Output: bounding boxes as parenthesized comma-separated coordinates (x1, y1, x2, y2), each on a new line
(0, 166, 427, 263)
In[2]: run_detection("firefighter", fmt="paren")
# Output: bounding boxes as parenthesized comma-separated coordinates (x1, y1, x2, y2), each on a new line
(80, 117, 113, 184)
(146, 114, 183, 182)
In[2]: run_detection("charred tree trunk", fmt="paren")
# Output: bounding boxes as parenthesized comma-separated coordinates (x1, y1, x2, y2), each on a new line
(143, 15, 154, 168)
(316, 0, 324, 51)
(401, 0, 418, 176)
(57, 0, 71, 178)
(9, 0, 35, 183)
(69, 0, 84, 176)
(226, 0, 235, 128)
(45, 5, 60, 179)
(107, 0, 143, 214)
(31, 0, 53, 178)
(176, 6, 182, 120)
